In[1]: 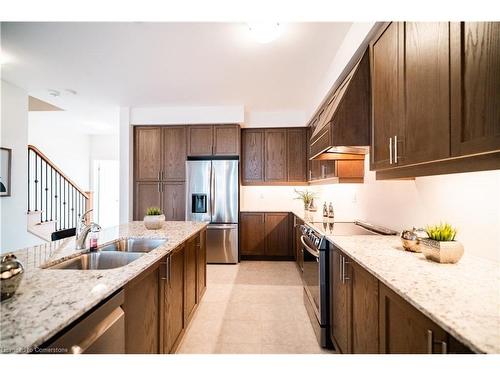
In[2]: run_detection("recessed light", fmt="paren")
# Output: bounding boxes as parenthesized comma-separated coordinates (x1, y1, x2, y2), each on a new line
(48, 89, 61, 97)
(247, 23, 282, 44)
(65, 89, 77, 95)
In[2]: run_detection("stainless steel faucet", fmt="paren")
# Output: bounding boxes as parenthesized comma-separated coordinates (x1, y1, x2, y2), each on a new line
(76, 209, 102, 250)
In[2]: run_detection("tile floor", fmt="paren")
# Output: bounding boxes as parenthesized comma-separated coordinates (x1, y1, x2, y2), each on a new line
(177, 261, 332, 354)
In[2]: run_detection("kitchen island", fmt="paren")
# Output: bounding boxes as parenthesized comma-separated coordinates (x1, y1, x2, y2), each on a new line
(0, 221, 208, 353)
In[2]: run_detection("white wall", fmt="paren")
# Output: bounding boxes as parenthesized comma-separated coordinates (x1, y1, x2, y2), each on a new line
(130, 105, 244, 125)
(119, 107, 132, 224)
(241, 162, 500, 262)
(28, 112, 91, 190)
(0, 80, 43, 252)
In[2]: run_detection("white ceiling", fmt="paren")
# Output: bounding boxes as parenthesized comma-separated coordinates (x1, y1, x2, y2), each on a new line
(1, 22, 352, 130)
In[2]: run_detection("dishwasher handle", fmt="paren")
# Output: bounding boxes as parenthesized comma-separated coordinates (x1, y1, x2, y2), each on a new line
(300, 235, 320, 258)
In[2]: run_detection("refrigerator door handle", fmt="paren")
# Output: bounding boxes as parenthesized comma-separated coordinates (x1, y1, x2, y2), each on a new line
(210, 163, 215, 222)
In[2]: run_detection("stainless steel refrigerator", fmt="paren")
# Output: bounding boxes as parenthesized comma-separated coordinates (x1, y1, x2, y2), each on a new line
(185, 160, 238, 264)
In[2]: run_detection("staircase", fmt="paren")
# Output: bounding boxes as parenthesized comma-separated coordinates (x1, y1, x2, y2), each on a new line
(27, 145, 92, 241)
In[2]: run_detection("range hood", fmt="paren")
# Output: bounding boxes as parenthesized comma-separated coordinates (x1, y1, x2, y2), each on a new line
(309, 49, 371, 160)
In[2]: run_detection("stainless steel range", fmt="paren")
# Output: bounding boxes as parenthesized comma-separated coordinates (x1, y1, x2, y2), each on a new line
(300, 220, 396, 348)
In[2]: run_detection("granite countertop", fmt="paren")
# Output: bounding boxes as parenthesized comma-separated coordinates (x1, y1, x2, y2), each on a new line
(0, 221, 208, 353)
(292, 209, 500, 354)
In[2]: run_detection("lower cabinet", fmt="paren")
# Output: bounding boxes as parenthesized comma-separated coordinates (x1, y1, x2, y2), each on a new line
(123, 229, 207, 354)
(379, 283, 448, 354)
(293, 215, 304, 271)
(240, 212, 292, 259)
(163, 244, 186, 354)
(330, 245, 474, 354)
(123, 263, 161, 354)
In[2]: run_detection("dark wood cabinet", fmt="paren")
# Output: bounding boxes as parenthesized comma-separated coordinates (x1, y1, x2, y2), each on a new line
(124, 262, 160, 353)
(187, 124, 240, 156)
(264, 129, 287, 182)
(330, 248, 351, 353)
(134, 181, 162, 220)
(162, 182, 185, 221)
(401, 22, 450, 166)
(162, 126, 186, 181)
(184, 236, 197, 325)
(135, 127, 163, 181)
(450, 22, 500, 156)
(240, 212, 266, 256)
(241, 128, 308, 185)
(370, 22, 402, 170)
(371, 22, 500, 178)
(196, 229, 207, 302)
(163, 245, 185, 354)
(264, 213, 291, 257)
(214, 124, 240, 155)
(242, 130, 265, 184)
(240, 212, 292, 259)
(351, 261, 379, 353)
(379, 283, 448, 354)
(287, 128, 307, 182)
(293, 215, 304, 271)
(187, 125, 213, 156)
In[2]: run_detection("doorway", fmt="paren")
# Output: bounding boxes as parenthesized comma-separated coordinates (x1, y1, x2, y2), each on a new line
(92, 160, 119, 228)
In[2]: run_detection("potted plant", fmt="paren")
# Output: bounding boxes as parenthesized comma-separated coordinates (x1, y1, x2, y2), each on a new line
(143, 207, 165, 230)
(294, 189, 318, 211)
(420, 222, 464, 263)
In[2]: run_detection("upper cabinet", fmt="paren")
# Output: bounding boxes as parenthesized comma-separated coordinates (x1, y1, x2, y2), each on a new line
(187, 124, 240, 157)
(135, 126, 186, 182)
(450, 22, 500, 156)
(371, 22, 500, 178)
(135, 127, 163, 181)
(241, 127, 308, 185)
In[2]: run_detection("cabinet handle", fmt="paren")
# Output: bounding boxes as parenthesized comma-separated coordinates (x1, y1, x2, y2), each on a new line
(427, 329, 447, 354)
(309, 170, 312, 180)
(394, 135, 398, 164)
(339, 255, 343, 282)
(157, 183, 161, 193)
(158, 171, 161, 180)
(160, 262, 168, 280)
(168, 256, 171, 284)
(389, 137, 393, 164)
(342, 256, 350, 284)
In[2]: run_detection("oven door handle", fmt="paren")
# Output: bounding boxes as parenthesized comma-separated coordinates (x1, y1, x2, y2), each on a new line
(300, 235, 321, 259)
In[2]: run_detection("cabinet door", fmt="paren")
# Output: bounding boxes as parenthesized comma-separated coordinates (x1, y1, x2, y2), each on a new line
(370, 22, 401, 170)
(240, 212, 266, 256)
(184, 236, 197, 325)
(134, 182, 162, 220)
(337, 160, 364, 180)
(162, 182, 185, 221)
(351, 262, 379, 353)
(330, 249, 351, 353)
(450, 22, 500, 156)
(214, 124, 240, 155)
(264, 129, 287, 182)
(294, 216, 304, 271)
(187, 125, 213, 156)
(197, 229, 207, 302)
(401, 22, 450, 165)
(264, 213, 291, 257)
(287, 128, 307, 182)
(379, 283, 447, 354)
(135, 127, 162, 180)
(163, 126, 186, 181)
(164, 246, 185, 353)
(241, 130, 265, 184)
(124, 265, 159, 353)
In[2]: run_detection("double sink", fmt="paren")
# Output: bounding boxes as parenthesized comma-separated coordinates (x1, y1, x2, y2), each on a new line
(48, 238, 167, 270)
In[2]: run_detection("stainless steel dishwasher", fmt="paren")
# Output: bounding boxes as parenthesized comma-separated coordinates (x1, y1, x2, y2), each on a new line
(44, 290, 125, 354)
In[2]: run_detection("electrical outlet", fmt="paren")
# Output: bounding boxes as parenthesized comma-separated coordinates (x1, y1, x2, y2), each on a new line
(352, 193, 357, 203)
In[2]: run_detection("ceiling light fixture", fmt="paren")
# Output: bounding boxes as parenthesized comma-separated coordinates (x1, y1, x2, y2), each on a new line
(247, 23, 282, 43)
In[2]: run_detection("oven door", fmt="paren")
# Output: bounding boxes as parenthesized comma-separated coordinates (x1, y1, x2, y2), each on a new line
(301, 235, 321, 320)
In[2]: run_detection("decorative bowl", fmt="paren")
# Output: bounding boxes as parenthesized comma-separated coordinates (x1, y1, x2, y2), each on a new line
(1, 254, 25, 301)
(143, 214, 165, 230)
(420, 238, 464, 264)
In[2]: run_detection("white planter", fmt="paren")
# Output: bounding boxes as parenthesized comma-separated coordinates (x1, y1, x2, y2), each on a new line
(143, 214, 165, 230)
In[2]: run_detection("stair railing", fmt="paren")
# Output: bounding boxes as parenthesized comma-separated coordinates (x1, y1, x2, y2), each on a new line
(27, 145, 91, 231)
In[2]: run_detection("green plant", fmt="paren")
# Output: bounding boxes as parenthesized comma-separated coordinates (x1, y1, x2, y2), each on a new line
(146, 207, 162, 216)
(425, 222, 457, 241)
(293, 189, 318, 207)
